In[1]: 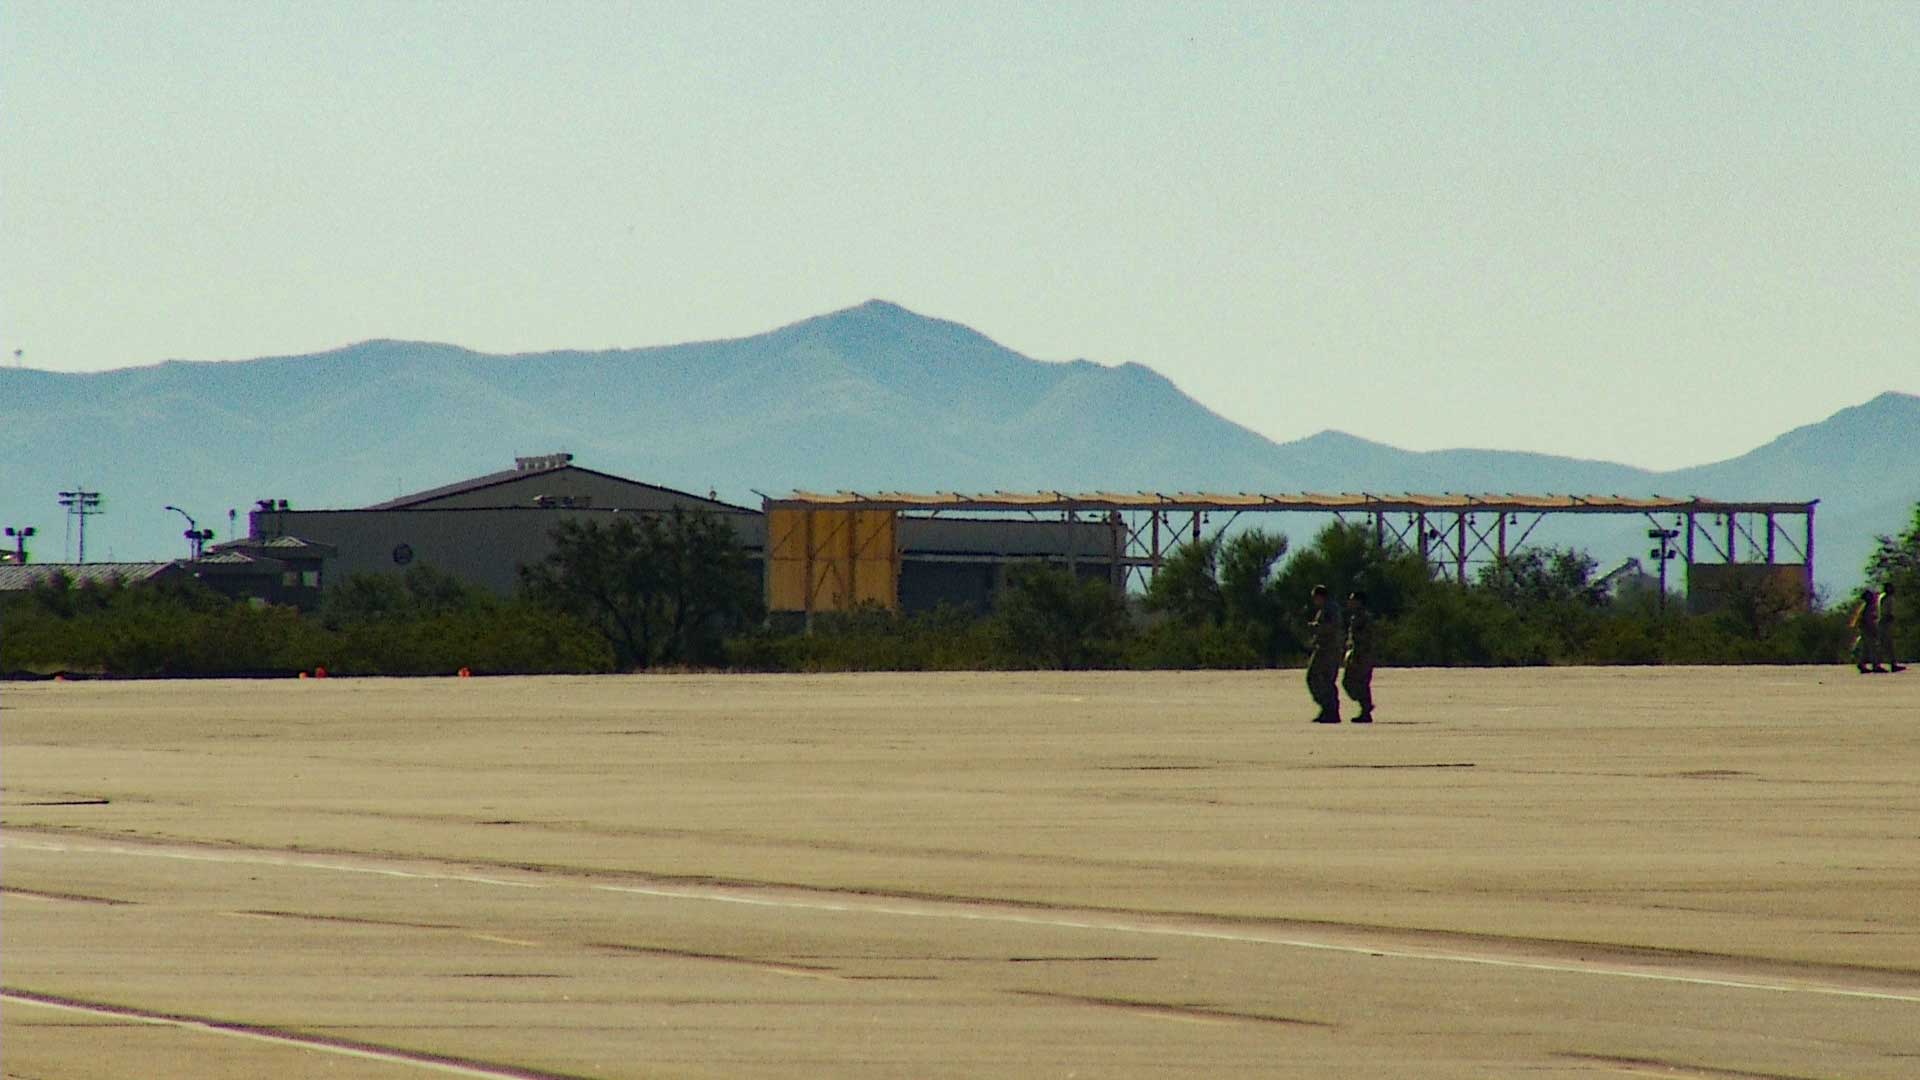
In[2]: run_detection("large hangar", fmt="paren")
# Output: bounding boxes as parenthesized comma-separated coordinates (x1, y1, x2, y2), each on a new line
(246, 455, 1119, 612)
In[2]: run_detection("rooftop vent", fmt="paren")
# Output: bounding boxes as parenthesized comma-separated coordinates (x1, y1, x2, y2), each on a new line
(514, 452, 574, 472)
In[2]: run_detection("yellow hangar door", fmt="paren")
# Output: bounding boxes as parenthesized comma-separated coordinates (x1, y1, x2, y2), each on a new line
(766, 508, 899, 615)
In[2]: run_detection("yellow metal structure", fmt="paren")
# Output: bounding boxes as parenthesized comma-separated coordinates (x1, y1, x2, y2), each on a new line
(767, 508, 899, 614)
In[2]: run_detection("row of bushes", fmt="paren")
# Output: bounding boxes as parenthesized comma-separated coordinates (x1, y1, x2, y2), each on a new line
(1, 573, 612, 677)
(718, 588, 1859, 673)
(0, 577, 1867, 679)
(6, 505, 1909, 678)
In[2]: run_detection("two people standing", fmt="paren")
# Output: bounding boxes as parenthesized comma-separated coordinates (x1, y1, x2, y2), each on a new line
(1855, 582, 1905, 674)
(1307, 585, 1375, 723)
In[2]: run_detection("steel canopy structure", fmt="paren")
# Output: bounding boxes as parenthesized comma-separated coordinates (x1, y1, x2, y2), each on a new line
(763, 491, 1819, 607)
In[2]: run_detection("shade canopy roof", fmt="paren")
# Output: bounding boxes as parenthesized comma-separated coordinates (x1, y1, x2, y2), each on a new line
(766, 491, 1817, 515)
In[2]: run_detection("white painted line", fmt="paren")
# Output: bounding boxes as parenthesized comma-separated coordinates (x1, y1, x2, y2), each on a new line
(585, 883, 1920, 1005)
(0, 838, 545, 889)
(0, 990, 568, 1079)
(11, 834, 1920, 1006)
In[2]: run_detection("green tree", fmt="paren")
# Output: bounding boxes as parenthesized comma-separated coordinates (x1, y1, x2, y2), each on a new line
(1478, 547, 1608, 609)
(320, 564, 489, 628)
(1864, 502, 1920, 664)
(1386, 582, 1552, 666)
(991, 564, 1129, 669)
(1471, 546, 1610, 659)
(1273, 522, 1436, 655)
(1143, 536, 1225, 627)
(1217, 530, 1291, 642)
(1143, 529, 1292, 662)
(1866, 503, 1920, 595)
(519, 510, 759, 668)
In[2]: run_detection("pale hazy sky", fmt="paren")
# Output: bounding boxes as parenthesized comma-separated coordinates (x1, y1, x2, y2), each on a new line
(4, 2, 1915, 469)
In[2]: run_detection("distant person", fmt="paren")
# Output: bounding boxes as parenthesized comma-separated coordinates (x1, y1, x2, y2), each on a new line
(1879, 584, 1904, 673)
(1306, 585, 1342, 723)
(1854, 587, 1886, 674)
(1342, 590, 1376, 723)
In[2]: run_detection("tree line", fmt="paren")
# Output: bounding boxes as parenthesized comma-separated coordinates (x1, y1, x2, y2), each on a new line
(5, 503, 1915, 678)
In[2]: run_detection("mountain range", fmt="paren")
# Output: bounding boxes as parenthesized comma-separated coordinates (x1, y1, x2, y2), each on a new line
(2, 300, 1913, 596)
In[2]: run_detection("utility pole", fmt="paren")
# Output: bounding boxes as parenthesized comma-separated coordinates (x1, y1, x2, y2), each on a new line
(58, 489, 103, 564)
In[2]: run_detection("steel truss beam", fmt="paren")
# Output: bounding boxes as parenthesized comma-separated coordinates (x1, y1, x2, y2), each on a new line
(766, 492, 1820, 608)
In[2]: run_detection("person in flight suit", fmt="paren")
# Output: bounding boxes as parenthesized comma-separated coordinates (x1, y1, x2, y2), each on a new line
(1306, 585, 1342, 723)
(1878, 583, 1904, 673)
(1856, 587, 1885, 674)
(1342, 590, 1376, 723)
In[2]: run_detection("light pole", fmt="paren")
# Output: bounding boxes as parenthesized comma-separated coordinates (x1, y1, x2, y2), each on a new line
(1648, 526, 1681, 612)
(4, 525, 35, 564)
(163, 505, 215, 560)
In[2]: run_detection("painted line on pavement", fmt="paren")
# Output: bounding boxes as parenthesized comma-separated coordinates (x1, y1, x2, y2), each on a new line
(584, 882, 1920, 1005)
(0, 988, 583, 1080)
(10, 833, 1919, 1006)
(1, 837, 544, 889)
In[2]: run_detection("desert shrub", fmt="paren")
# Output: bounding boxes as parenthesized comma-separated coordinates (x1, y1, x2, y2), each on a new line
(1382, 583, 1554, 666)
(521, 511, 759, 669)
(728, 604, 999, 672)
(1124, 619, 1267, 669)
(990, 564, 1130, 670)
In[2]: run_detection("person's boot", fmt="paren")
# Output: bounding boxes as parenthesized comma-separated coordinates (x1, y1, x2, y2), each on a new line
(1352, 710, 1373, 723)
(1892, 663, 1908, 673)
(1868, 665, 1889, 673)
(1311, 711, 1340, 723)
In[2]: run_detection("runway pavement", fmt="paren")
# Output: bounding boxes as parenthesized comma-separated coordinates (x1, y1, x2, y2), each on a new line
(3, 668, 1916, 1077)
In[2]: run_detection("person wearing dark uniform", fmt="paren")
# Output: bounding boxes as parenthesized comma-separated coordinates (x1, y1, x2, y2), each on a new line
(1306, 585, 1342, 723)
(1857, 588, 1886, 674)
(1342, 590, 1375, 723)
(1879, 584, 1905, 673)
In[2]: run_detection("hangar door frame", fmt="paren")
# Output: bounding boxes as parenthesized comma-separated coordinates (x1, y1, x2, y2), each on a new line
(766, 508, 900, 616)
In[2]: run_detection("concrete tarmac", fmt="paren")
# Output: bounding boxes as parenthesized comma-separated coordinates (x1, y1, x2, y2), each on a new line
(3, 668, 1916, 1077)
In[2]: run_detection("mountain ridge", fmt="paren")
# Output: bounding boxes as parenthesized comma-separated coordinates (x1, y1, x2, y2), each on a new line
(2, 302, 1911, 592)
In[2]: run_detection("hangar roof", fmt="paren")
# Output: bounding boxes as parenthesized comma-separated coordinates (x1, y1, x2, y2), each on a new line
(0, 562, 182, 592)
(364, 457, 753, 513)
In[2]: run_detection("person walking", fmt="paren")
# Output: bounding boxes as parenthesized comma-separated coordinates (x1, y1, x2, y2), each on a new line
(1879, 583, 1905, 673)
(1342, 590, 1376, 723)
(1306, 585, 1343, 723)
(1856, 587, 1886, 674)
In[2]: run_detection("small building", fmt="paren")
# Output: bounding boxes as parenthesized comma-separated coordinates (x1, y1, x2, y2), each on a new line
(194, 536, 340, 607)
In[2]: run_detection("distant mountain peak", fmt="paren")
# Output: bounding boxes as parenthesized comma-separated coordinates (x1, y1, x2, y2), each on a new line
(776, 300, 1021, 372)
(1860, 389, 1920, 410)
(805, 298, 934, 327)
(1286, 428, 1397, 451)
(279, 338, 478, 365)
